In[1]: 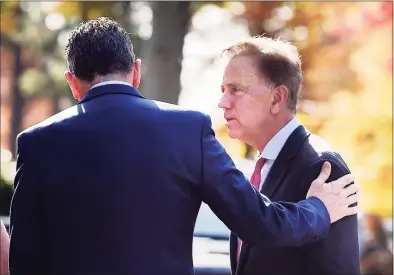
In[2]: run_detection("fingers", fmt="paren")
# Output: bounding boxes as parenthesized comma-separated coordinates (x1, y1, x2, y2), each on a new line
(316, 161, 331, 184)
(342, 183, 360, 198)
(345, 192, 360, 206)
(345, 205, 359, 216)
(334, 174, 355, 189)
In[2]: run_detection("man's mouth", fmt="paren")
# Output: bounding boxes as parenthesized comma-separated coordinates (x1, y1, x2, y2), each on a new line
(225, 118, 236, 126)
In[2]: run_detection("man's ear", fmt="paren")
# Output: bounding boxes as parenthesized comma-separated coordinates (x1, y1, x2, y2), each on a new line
(132, 58, 142, 88)
(64, 71, 81, 100)
(270, 85, 289, 115)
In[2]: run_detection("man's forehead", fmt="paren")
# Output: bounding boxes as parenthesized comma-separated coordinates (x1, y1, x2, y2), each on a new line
(222, 56, 260, 85)
(226, 55, 259, 70)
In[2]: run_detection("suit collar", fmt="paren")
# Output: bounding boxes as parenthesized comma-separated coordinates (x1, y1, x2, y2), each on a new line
(260, 125, 310, 198)
(79, 83, 145, 104)
(271, 124, 310, 161)
(259, 118, 300, 160)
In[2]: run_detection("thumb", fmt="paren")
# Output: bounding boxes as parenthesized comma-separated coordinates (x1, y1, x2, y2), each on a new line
(315, 161, 331, 184)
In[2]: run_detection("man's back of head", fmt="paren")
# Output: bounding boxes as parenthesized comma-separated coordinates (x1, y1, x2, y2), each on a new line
(64, 17, 141, 101)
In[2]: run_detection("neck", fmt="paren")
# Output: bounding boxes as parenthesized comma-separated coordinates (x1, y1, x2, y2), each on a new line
(91, 73, 132, 86)
(78, 73, 133, 99)
(254, 114, 295, 153)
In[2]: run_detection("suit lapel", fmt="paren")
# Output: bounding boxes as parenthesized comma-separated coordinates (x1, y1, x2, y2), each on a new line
(236, 126, 310, 274)
(260, 157, 290, 198)
(261, 125, 310, 198)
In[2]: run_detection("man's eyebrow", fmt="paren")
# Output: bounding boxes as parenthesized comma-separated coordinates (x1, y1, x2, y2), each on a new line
(223, 83, 242, 88)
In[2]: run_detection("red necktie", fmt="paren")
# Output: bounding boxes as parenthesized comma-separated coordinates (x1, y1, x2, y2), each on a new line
(237, 157, 266, 261)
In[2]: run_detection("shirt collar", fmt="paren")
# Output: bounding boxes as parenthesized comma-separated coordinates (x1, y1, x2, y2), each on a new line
(259, 118, 300, 160)
(90, 80, 133, 90)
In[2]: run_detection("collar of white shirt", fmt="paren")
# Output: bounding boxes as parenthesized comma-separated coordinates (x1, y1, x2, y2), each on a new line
(90, 80, 133, 90)
(258, 118, 300, 161)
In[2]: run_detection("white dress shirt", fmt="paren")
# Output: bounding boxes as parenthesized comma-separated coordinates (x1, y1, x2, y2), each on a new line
(257, 118, 300, 190)
(90, 80, 133, 89)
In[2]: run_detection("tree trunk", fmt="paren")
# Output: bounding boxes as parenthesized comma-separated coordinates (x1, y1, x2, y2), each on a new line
(140, 2, 191, 104)
(10, 44, 23, 158)
(80, 2, 89, 21)
(1, 3, 25, 158)
(120, 2, 132, 31)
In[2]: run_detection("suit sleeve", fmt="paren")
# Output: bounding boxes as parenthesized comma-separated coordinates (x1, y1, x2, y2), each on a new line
(9, 133, 44, 274)
(199, 115, 330, 247)
(302, 158, 360, 274)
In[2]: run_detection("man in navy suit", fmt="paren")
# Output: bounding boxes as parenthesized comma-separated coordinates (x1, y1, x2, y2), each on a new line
(9, 18, 359, 275)
(219, 37, 360, 274)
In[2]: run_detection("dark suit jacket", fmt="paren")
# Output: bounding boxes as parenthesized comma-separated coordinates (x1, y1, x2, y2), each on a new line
(230, 125, 360, 275)
(10, 84, 331, 275)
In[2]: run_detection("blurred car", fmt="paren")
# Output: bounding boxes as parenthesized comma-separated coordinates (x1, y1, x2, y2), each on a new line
(193, 203, 231, 275)
(192, 158, 255, 275)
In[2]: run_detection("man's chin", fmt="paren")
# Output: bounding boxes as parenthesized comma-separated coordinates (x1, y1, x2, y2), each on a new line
(227, 129, 241, 140)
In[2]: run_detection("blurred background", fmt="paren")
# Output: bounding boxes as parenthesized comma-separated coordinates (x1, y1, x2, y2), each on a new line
(0, 1, 392, 275)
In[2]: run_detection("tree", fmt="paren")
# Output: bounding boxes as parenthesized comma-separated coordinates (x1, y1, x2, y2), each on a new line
(1, 2, 31, 157)
(140, 2, 230, 104)
(140, 2, 191, 104)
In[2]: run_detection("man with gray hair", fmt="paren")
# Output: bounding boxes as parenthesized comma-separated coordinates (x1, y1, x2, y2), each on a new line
(219, 36, 360, 275)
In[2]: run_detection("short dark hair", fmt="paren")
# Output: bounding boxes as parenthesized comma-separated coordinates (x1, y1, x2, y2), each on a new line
(65, 17, 135, 82)
(222, 36, 302, 113)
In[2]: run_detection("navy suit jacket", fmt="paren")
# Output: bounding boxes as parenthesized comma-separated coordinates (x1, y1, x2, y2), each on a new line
(230, 126, 360, 275)
(10, 84, 331, 275)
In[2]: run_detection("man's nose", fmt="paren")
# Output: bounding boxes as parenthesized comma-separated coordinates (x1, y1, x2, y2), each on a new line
(218, 93, 231, 109)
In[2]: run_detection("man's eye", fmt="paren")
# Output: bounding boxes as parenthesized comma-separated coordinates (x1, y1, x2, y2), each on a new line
(231, 87, 242, 93)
